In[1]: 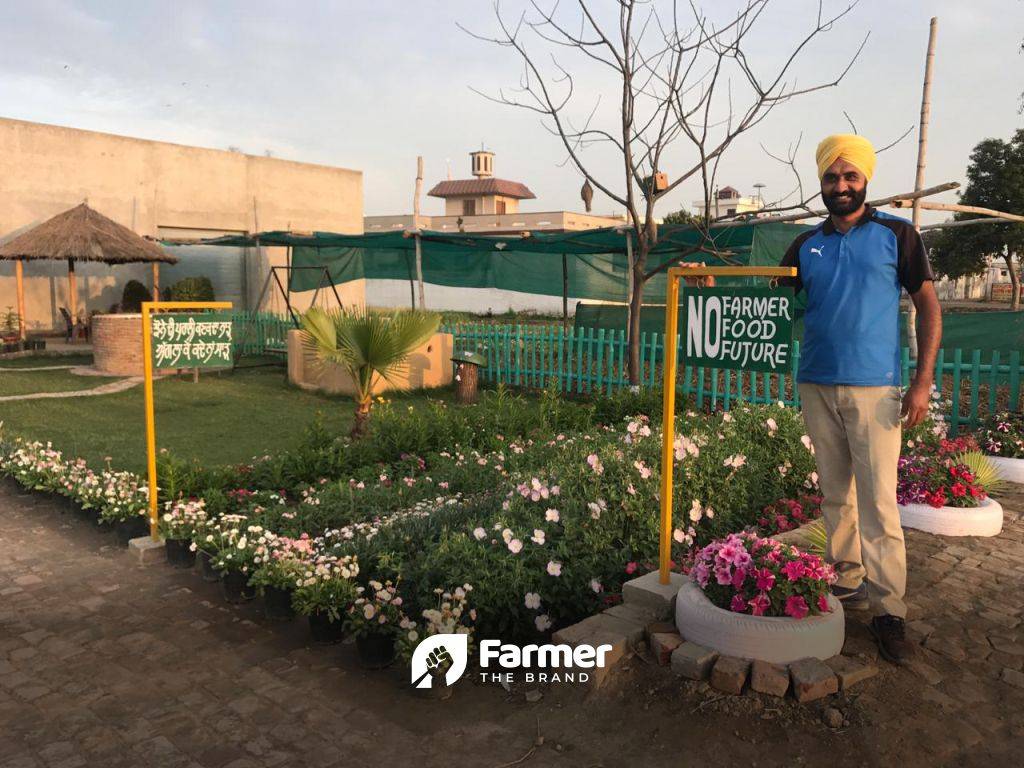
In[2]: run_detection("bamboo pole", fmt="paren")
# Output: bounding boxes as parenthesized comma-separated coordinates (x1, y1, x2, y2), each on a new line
(414, 156, 426, 309)
(892, 199, 1024, 223)
(711, 182, 959, 228)
(908, 17, 938, 358)
(15, 259, 25, 341)
(562, 253, 569, 329)
(152, 262, 160, 300)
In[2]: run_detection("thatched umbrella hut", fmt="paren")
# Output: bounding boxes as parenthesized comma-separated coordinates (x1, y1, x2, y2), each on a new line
(0, 202, 177, 339)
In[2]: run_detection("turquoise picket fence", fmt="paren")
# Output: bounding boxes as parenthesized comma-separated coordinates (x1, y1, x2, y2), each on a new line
(444, 323, 1024, 435)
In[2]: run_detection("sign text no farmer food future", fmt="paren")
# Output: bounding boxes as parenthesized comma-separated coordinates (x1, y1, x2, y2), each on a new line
(151, 313, 233, 369)
(682, 286, 794, 373)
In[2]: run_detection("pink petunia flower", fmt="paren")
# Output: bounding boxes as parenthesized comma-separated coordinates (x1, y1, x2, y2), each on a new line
(730, 593, 748, 613)
(784, 595, 809, 619)
(748, 592, 770, 616)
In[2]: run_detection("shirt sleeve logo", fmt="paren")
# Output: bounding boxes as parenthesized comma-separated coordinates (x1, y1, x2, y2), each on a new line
(810, 246, 824, 257)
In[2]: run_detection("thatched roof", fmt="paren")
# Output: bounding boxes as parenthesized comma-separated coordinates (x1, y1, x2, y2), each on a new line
(0, 203, 178, 264)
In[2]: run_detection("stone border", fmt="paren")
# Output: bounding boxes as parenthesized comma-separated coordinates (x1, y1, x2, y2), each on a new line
(898, 496, 1004, 538)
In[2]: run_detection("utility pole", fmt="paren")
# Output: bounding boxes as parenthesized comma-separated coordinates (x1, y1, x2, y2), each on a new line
(413, 156, 426, 309)
(908, 17, 938, 358)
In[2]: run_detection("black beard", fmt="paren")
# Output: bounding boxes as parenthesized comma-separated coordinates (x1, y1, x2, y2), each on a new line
(822, 186, 867, 216)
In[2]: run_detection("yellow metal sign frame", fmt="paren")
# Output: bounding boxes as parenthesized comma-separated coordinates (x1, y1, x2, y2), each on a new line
(141, 301, 233, 539)
(658, 266, 797, 584)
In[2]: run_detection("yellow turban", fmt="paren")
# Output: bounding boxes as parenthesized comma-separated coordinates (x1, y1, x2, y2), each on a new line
(815, 134, 876, 181)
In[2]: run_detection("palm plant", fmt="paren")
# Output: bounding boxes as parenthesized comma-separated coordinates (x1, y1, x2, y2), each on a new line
(300, 306, 440, 437)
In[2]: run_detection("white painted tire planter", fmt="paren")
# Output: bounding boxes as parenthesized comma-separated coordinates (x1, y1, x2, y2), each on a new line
(898, 496, 1003, 537)
(988, 455, 1024, 485)
(674, 581, 845, 665)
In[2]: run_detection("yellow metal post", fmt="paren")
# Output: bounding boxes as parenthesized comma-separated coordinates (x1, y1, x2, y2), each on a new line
(658, 276, 680, 585)
(657, 265, 797, 584)
(141, 300, 233, 540)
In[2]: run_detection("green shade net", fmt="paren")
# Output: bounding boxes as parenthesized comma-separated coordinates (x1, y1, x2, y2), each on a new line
(279, 222, 812, 303)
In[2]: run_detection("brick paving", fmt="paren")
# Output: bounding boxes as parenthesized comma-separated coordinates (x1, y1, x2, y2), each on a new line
(2, 482, 1024, 767)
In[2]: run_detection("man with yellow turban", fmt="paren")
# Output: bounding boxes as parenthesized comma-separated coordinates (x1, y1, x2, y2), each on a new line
(779, 134, 942, 665)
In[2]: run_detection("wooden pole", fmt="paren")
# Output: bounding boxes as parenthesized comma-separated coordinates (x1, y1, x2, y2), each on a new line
(15, 259, 26, 341)
(414, 156, 426, 309)
(152, 262, 160, 300)
(908, 17, 938, 358)
(892, 200, 1024, 223)
(67, 258, 78, 326)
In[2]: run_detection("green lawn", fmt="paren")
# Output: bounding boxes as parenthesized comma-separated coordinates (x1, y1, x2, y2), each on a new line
(0, 354, 95, 369)
(0, 368, 119, 396)
(1, 361, 448, 473)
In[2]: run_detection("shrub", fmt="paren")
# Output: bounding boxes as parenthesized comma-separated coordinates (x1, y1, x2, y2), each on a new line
(169, 276, 215, 302)
(121, 280, 153, 312)
(977, 411, 1024, 459)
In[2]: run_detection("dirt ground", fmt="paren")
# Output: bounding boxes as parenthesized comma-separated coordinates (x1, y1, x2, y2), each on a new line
(2, 483, 1023, 768)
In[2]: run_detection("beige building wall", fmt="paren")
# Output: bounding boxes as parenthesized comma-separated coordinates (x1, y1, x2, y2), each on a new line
(0, 117, 364, 333)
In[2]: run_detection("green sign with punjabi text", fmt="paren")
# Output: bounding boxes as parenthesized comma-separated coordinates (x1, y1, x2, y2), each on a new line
(150, 312, 234, 369)
(681, 286, 794, 373)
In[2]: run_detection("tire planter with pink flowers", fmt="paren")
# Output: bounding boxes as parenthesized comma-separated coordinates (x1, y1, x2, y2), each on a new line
(675, 581, 845, 664)
(987, 455, 1024, 485)
(897, 496, 1004, 537)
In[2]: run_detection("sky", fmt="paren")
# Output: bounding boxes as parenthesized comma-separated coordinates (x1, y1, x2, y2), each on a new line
(0, 0, 1021, 225)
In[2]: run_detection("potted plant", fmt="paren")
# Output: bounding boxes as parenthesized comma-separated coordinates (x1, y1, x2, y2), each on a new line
(250, 534, 315, 621)
(676, 532, 844, 664)
(897, 448, 1004, 536)
(158, 499, 207, 568)
(93, 470, 151, 545)
(208, 516, 261, 603)
(396, 584, 476, 700)
(1, 306, 20, 350)
(347, 579, 404, 668)
(976, 411, 1024, 484)
(292, 553, 360, 644)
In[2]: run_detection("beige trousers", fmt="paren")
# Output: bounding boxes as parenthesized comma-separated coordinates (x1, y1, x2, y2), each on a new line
(798, 383, 906, 618)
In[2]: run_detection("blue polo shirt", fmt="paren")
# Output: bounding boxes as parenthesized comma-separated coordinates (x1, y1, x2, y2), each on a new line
(780, 205, 934, 386)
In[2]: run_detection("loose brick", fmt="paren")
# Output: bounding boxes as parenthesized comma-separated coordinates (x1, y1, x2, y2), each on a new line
(670, 642, 718, 680)
(750, 659, 789, 697)
(825, 655, 878, 690)
(649, 632, 683, 666)
(789, 657, 838, 702)
(645, 620, 677, 638)
(710, 655, 750, 695)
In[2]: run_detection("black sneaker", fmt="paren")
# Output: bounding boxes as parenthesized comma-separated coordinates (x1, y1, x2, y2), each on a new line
(832, 583, 868, 610)
(869, 615, 915, 665)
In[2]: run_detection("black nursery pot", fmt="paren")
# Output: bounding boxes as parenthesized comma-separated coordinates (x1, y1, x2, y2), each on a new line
(115, 516, 150, 547)
(356, 631, 396, 669)
(263, 586, 296, 621)
(221, 570, 251, 604)
(308, 611, 345, 644)
(197, 550, 220, 582)
(164, 538, 196, 568)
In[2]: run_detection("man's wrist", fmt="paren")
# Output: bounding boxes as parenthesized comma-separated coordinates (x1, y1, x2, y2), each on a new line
(910, 376, 933, 391)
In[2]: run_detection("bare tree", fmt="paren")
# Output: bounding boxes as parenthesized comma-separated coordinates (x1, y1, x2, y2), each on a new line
(465, 0, 866, 384)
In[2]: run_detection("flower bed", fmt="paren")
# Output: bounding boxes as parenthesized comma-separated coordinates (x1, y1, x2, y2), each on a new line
(677, 532, 843, 664)
(897, 496, 1004, 538)
(977, 411, 1024, 484)
(1, 395, 820, 645)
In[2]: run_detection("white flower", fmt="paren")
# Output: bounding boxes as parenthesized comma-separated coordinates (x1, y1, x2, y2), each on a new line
(765, 418, 778, 435)
(545, 508, 560, 523)
(590, 579, 603, 594)
(722, 412, 733, 423)
(363, 603, 376, 620)
(530, 529, 545, 545)
(535, 614, 552, 632)
(547, 561, 562, 577)
(501, 528, 513, 544)
(524, 592, 542, 610)
(723, 454, 746, 469)
(800, 434, 814, 453)
(473, 527, 486, 540)
(507, 538, 523, 554)
(236, 537, 247, 550)
(407, 630, 418, 641)
(689, 499, 703, 522)
(673, 528, 686, 543)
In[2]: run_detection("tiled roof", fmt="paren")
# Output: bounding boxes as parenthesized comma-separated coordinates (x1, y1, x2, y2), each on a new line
(427, 178, 536, 200)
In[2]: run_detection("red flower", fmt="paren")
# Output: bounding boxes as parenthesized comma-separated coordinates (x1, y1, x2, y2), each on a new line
(625, 561, 639, 575)
(950, 482, 967, 498)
